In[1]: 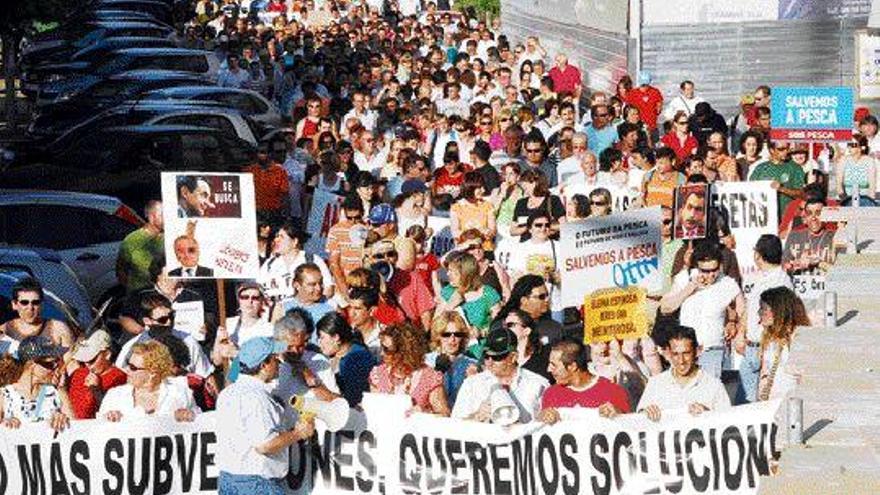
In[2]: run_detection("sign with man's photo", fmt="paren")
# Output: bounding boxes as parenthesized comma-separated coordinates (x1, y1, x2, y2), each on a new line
(161, 172, 259, 279)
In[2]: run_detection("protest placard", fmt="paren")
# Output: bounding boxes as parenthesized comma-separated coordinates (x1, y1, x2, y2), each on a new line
(172, 300, 206, 340)
(426, 215, 455, 258)
(161, 173, 259, 279)
(304, 188, 342, 257)
(558, 183, 641, 213)
(792, 274, 826, 300)
(711, 181, 779, 279)
(583, 287, 650, 343)
(0, 399, 780, 495)
(674, 183, 709, 240)
(560, 207, 663, 307)
(770, 86, 854, 142)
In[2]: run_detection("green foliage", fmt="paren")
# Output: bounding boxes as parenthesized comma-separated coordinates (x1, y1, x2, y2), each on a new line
(455, 0, 501, 19)
(1, 0, 86, 36)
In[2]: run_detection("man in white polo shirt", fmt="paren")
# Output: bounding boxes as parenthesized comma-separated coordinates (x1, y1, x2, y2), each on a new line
(216, 336, 315, 494)
(660, 241, 745, 378)
(638, 326, 731, 421)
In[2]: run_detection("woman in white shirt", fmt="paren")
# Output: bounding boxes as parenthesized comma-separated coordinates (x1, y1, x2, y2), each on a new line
(756, 286, 809, 401)
(258, 222, 334, 301)
(100, 341, 199, 422)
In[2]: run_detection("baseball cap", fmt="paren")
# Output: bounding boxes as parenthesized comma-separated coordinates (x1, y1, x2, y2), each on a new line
(236, 281, 264, 297)
(401, 179, 427, 195)
(483, 327, 518, 357)
(238, 337, 286, 369)
(368, 203, 397, 225)
(637, 71, 652, 86)
(72, 330, 111, 362)
(854, 106, 871, 123)
(740, 94, 756, 105)
(16, 336, 68, 362)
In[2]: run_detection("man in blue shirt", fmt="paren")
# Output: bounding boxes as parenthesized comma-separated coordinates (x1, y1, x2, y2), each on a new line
(586, 104, 618, 158)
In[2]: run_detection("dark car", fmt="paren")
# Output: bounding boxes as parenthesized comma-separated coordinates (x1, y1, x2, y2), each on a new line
(95, 0, 174, 23)
(29, 70, 212, 137)
(142, 85, 284, 128)
(20, 21, 176, 71)
(1, 126, 256, 209)
(22, 37, 178, 96)
(36, 49, 220, 103)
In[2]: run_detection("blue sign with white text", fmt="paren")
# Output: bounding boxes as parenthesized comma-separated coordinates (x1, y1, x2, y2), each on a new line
(770, 86, 854, 142)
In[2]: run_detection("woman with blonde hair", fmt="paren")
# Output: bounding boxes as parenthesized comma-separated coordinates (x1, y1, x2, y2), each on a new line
(99, 341, 199, 422)
(0, 336, 73, 432)
(436, 252, 501, 333)
(369, 323, 450, 415)
(425, 311, 479, 406)
(756, 287, 810, 401)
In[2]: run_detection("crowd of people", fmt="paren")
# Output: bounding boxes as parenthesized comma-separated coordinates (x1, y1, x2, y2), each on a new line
(1, 0, 865, 492)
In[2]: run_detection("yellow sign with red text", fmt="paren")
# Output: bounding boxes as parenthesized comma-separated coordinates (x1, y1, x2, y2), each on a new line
(583, 287, 649, 344)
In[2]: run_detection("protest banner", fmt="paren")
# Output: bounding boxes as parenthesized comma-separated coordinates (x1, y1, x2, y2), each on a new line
(673, 184, 709, 240)
(711, 181, 779, 279)
(560, 207, 663, 307)
(770, 86, 854, 142)
(792, 274, 826, 300)
(558, 183, 641, 213)
(0, 399, 781, 495)
(161, 173, 259, 279)
(856, 30, 880, 99)
(304, 188, 342, 258)
(583, 287, 650, 344)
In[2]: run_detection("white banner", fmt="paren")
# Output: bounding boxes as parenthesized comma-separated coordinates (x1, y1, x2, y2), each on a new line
(426, 215, 455, 258)
(161, 173, 259, 279)
(0, 399, 781, 495)
(304, 189, 342, 258)
(560, 207, 663, 307)
(643, 0, 778, 25)
(711, 181, 779, 280)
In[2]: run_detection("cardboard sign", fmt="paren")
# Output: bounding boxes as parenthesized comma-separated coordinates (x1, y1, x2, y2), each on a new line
(162, 173, 259, 279)
(711, 181, 779, 279)
(770, 86, 854, 142)
(583, 287, 650, 344)
(792, 274, 826, 300)
(172, 300, 206, 340)
(559, 207, 663, 307)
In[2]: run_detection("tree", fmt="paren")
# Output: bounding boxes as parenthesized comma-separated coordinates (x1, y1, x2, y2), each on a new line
(1, 0, 84, 132)
(455, 0, 501, 19)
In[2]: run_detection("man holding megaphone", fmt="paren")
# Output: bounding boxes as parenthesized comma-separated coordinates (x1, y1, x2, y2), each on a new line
(215, 337, 316, 495)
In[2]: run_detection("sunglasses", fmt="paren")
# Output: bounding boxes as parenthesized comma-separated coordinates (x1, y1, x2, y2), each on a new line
(239, 294, 263, 301)
(373, 251, 397, 259)
(591, 201, 608, 207)
(676, 120, 688, 125)
(35, 358, 60, 370)
(531, 222, 550, 228)
(441, 332, 468, 339)
(525, 148, 543, 154)
(530, 292, 549, 300)
(17, 299, 42, 307)
(486, 352, 511, 361)
(504, 321, 522, 330)
(151, 312, 175, 325)
(848, 142, 860, 148)
(663, 218, 673, 225)
(127, 362, 146, 372)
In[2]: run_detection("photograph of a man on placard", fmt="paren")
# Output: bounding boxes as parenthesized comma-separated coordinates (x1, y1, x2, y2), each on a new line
(168, 234, 214, 278)
(674, 183, 708, 240)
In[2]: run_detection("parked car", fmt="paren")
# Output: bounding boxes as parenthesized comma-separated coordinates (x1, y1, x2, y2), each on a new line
(94, 0, 174, 23)
(141, 86, 283, 129)
(0, 191, 145, 305)
(36, 49, 220, 104)
(0, 126, 257, 210)
(22, 37, 178, 95)
(0, 271, 87, 338)
(0, 249, 94, 329)
(30, 70, 213, 136)
(19, 99, 231, 153)
(20, 21, 176, 70)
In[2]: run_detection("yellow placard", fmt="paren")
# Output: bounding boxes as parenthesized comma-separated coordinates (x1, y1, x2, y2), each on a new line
(583, 287, 649, 344)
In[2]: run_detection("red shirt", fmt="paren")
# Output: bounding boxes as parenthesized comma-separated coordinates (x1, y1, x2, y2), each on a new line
(541, 376, 631, 413)
(660, 132, 699, 164)
(624, 86, 664, 130)
(68, 365, 128, 419)
(244, 162, 290, 213)
(548, 65, 582, 95)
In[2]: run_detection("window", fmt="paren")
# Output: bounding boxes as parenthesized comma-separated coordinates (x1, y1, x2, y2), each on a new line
(156, 114, 236, 137)
(87, 80, 132, 99)
(0, 206, 116, 250)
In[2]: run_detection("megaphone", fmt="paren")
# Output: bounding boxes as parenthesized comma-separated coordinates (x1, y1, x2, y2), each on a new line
(489, 386, 520, 426)
(290, 395, 351, 432)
